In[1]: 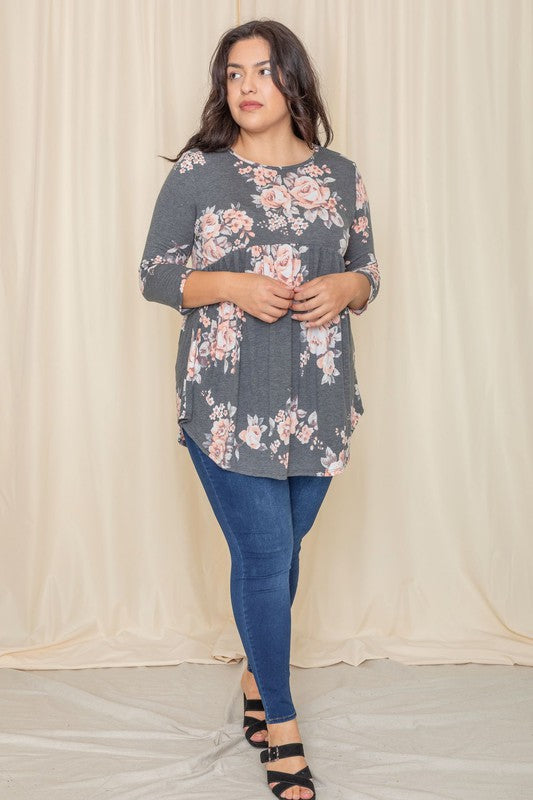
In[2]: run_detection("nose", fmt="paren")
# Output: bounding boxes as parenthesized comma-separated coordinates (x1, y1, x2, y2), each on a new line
(241, 72, 258, 94)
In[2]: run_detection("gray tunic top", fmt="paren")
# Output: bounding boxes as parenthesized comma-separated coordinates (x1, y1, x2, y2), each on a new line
(139, 143, 380, 479)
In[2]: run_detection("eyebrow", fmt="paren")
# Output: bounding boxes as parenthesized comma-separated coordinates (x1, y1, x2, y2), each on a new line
(226, 59, 270, 69)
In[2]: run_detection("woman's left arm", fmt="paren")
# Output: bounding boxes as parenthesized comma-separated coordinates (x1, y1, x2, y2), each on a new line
(343, 161, 381, 315)
(290, 161, 381, 326)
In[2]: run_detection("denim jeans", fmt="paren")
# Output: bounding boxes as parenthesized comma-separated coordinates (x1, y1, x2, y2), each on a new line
(182, 427, 333, 723)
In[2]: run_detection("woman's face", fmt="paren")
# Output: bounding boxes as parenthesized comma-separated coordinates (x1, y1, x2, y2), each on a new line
(225, 37, 290, 136)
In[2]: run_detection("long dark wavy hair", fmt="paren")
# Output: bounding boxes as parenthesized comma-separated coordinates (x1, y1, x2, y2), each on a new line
(160, 18, 333, 163)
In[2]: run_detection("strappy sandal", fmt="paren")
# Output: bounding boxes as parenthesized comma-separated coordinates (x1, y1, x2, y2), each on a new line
(242, 691, 268, 748)
(260, 742, 316, 799)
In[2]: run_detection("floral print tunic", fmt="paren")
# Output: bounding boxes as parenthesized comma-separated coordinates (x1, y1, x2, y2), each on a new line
(139, 143, 380, 479)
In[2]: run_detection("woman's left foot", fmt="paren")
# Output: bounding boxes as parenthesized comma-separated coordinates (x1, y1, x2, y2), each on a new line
(263, 718, 315, 799)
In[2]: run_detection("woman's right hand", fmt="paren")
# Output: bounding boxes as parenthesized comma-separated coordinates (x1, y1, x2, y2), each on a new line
(229, 273, 295, 324)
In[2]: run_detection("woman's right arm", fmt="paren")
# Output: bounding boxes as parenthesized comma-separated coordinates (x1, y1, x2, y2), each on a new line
(138, 158, 292, 317)
(138, 162, 197, 316)
(181, 270, 241, 310)
(183, 271, 293, 321)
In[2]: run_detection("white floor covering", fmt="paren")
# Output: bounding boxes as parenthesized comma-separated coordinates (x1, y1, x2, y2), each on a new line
(1, 659, 532, 799)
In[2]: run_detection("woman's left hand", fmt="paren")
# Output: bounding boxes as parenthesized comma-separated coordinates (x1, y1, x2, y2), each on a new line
(290, 273, 370, 327)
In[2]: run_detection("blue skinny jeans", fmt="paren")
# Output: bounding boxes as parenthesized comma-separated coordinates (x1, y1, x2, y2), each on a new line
(182, 427, 333, 723)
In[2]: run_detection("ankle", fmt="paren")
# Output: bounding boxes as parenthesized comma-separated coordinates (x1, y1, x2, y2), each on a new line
(241, 673, 260, 694)
(267, 717, 300, 743)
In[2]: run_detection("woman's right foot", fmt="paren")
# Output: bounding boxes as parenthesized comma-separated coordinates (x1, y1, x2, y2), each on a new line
(241, 668, 268, 743)
(265, 717, 315, 800)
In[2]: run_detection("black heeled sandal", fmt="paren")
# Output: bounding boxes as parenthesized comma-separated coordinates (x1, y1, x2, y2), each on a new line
(242, 691, 268, 748)
(260, 742, 316, 799)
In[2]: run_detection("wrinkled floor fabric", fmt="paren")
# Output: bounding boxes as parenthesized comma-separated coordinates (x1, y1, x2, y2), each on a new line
(1, 659, 532, 799)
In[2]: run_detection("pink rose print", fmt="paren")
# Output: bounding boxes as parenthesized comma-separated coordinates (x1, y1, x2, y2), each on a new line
(352, 214, 371, 241)
(213, 319, 238, 363)
(194, 204, 255, 267)
(298, 425, 313, 444)
(186, 334, 202, 383)
(259, 184, 293, 211)
(233, 153, 347, 237)
(201, 235, 232, 264)
(268, 397, 323, 460)
(350, 405, 362, 429)
(176, 150, 207, 173)
(184, 302, 245, 384)
(355, 171, 369, 208)
(238, 414, 268, 450)
(218, 301, 236, 321)
(316, 349, 338, 380)
(289, 175, 330, 210)
(199, 212, 222, 239)
(208, 417, 234, 464)
(198, 398, 238, 469)
(320, 446, 348, 477)
(237, 164, 279, 187)
(223, 207, 254, 234)
(247, 243, 309, 288)
(299, 316, 342, 385)
(276, 408, 299, 445)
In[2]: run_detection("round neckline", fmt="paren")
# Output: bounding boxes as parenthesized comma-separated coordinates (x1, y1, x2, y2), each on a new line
(227, 142, 320, 170)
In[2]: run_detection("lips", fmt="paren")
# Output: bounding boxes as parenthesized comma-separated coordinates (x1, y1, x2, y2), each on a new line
(240, 102, 263, 110)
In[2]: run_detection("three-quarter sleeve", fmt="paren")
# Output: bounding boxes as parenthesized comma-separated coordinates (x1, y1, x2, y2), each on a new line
(138, 160, 197, 315)
(343, 162, 380, 316)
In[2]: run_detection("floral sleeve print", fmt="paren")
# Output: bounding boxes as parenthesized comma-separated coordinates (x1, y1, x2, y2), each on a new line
(343, 162, 380, 316)
(139, 145, 380, 479)
(139, 150, 206, 315)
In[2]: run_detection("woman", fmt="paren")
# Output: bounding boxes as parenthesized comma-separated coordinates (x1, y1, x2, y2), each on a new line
(139, 18, 380, 800)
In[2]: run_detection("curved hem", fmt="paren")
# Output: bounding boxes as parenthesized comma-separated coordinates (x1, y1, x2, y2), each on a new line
(179, 422, 345, 480)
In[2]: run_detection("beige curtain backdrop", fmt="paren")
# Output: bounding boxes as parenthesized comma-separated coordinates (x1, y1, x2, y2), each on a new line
(1, 0, 531, 670)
